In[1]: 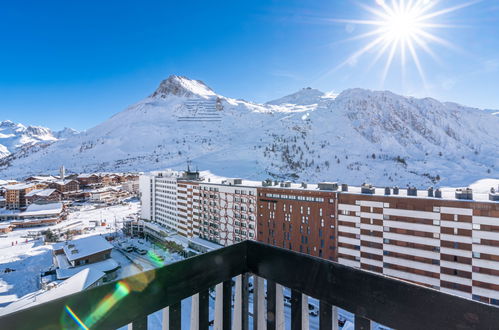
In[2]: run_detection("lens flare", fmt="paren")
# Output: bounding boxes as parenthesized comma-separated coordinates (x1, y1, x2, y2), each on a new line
(64, 305, 89, 330)
(84, 281, 131, 326)
(332, 0, 477, 86)
(147, 250, 165, 267)
(64, 281, 131, 329)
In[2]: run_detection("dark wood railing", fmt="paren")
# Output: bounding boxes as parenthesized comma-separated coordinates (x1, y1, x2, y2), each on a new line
(1, 241, 498, 329)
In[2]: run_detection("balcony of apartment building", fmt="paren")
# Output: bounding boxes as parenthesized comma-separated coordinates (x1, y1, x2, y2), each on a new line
(1, 240, 498, 330)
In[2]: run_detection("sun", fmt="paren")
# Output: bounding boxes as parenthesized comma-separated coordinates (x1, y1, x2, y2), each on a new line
(334, 0, 475, 86)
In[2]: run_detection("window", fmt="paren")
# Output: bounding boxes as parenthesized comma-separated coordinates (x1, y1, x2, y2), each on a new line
(472, 224, 480, 230)
(473, 252, 480, 258)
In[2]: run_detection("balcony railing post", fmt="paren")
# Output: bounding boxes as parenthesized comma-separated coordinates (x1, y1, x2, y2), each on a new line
(162, 307, 169, 330)
(332, 306, 339, 330)
(319, 300, 333, 330)
(199, 289, 209, 330)
(234, 274, 250, 330)
(355, 315, 372, 330)
(276, 283, 285, 330)
(253, 275, 266, 330)
(130, 316, 147, 330)
(241, 273, 249, 330)
(222, 280, 232, 330)
(266, 280, 276, 330)
(290, 289, 302, 330)
(190, 294, 199, 330)
(214, 283, 223, 329)
(301, 294, 309, 329)
(169, 302, 181, 330)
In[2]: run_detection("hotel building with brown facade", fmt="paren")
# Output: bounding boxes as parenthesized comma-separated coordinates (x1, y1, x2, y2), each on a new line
(256, 181, 338, 261)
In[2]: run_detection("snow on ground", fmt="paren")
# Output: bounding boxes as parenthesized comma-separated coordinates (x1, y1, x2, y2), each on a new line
(0, 201, 140, 308)
(0, 237, 52, 307)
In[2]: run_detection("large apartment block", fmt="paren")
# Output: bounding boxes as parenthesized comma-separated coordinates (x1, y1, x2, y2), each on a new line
(196, 178, 257, 245)
(139, 169, 499, 305)
(139, 170, 181, 232)
(257, 181, 338, 261)
(336, 184, 499, 305)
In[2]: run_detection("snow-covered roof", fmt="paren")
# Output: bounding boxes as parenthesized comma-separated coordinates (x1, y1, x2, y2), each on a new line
(0, 268, 105, 316)
(25, 188, 57, 197)
(5, 183, 35, 190)
(56, 258, 119, 279)
(62, 235, 113, 262)
(26, 175, 57, 181)
(343, 184, 498, 203)
(77, 173, 98, 178)
(52, 179, 77, 185)
(188, 237, 223, 251)
(23, 202, 63, 216)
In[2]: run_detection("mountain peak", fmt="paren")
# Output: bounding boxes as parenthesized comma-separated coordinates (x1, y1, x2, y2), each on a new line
(150, 75, 217, 99)
(267, 87, 326, 106)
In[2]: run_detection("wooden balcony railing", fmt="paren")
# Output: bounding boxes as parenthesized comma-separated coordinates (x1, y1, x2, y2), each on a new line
(1, 240, 498, 329)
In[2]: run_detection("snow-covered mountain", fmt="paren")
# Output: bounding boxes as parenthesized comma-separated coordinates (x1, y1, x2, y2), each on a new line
(0, 75, 497, 187)
(0, 121, 78, 159)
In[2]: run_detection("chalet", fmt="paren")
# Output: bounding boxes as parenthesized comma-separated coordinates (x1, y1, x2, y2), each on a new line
(49, 180, 80, 193)
(0, 223, 13, 233)
(25, 189, 61, 204)
(25, 176, 58, 184)
(76, 174, 101, 187)
(1, 202, 65, 227)
(53, 235, 113, 269)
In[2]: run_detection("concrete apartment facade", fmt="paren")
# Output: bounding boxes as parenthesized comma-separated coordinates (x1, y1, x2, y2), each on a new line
(336, 187, 499, 305)
(139, 170, 181, 233)
(196, 178, 257, 245)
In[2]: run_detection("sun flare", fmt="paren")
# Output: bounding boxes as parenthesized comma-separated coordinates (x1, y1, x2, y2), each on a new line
(335, 0, 475, 85)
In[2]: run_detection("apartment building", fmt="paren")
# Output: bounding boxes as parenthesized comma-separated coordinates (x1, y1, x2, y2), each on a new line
(337, 184, 499, 305)
(139, 170, 182, 233)
(177, 174, 201, 238)
(5, 183, 36, 209)
(195, 178, 258, 245)
(138, 168, 499, 305)
(256, 181, 338, 261)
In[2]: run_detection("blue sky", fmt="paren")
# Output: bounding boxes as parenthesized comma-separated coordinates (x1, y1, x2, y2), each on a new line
(1, 0, 498, 130)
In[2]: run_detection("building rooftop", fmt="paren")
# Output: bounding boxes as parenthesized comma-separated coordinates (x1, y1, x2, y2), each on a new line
(56, 258, 119, 278)
(62, 235, 113, 262)
(5, 183, 35, 190)
(342, 184, 497, 203)
(188, 237, 223, 251)
(25, 188, 57, 197)
(23, 202, 63, 216)
(0, 268, 105, 316)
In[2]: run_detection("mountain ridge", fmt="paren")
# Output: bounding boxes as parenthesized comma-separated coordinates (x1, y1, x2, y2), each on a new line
(0, 120, 79, 159)
(0, 75, 497, 187)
